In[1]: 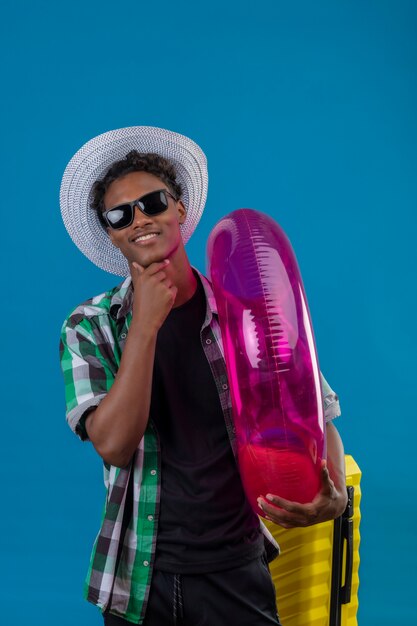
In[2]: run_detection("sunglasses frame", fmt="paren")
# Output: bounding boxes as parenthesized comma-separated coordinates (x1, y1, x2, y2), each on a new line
(102, 188, 178, 230)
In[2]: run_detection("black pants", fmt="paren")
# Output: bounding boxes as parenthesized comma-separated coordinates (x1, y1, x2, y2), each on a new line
(103, 554, 281, 625)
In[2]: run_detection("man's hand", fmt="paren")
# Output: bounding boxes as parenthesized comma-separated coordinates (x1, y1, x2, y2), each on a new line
(131, 259, 178, 332)
(257, 459, 348, 528)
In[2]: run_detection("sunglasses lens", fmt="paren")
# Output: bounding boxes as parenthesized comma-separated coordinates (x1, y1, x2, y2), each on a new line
(106, 206, 133, 229)
(138, 190, 169, 215)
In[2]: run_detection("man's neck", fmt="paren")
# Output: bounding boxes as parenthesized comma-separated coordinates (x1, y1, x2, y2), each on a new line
(171, 264, 198, 308)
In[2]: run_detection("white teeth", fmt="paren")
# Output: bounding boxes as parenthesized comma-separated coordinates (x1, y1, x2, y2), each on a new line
(135, 233, 158, 242)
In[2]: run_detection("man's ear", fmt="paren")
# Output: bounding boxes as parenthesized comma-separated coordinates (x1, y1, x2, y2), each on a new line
(177, 200, 187, 225)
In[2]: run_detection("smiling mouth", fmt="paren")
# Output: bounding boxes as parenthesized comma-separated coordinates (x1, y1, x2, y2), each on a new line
(132, 233, 160, 243)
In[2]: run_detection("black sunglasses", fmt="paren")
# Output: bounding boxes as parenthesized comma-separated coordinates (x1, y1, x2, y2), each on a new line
(102, 188, 178, 230)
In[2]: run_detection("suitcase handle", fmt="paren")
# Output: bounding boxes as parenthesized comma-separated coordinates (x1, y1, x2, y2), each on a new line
(340, 486, 354, 604)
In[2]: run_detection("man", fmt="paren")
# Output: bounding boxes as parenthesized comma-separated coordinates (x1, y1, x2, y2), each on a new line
(60, 126, 347, 625)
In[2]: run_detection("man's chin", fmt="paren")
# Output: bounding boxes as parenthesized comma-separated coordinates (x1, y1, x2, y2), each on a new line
(128, 254, 166, 270)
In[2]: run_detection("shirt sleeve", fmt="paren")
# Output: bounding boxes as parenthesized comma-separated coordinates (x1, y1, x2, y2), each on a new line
(320, 372, 341, 423)
(59, 315, 118, 441)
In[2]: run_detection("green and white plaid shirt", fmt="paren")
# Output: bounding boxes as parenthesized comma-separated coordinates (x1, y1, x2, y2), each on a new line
(60, 266, 341, 624)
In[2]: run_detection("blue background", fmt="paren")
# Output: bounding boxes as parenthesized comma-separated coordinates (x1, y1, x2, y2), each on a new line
(1, 1, 416, 624)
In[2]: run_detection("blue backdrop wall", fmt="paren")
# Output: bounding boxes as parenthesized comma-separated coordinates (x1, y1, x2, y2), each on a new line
(1, 1, 416, 625)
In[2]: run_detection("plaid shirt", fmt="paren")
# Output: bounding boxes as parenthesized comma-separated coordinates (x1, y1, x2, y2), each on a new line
(60, 266, 341, 624)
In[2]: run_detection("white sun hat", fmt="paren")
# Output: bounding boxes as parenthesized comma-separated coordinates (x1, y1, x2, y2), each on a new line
(60, 126, 208, 276)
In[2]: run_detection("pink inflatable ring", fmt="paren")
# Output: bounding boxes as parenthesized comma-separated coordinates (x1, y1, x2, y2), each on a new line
(206, 209, 325, 516)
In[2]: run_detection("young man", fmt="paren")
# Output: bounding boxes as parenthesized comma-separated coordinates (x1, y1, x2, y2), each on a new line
(60, 127, 347, 625)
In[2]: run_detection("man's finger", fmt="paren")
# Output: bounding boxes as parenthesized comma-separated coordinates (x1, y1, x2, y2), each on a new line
(261, 493, 304, 513)
(319, 462, 335, 497)
(260, 502, 305, 527)
(132, 262, 144, 274)
(265, 515, 293, 529)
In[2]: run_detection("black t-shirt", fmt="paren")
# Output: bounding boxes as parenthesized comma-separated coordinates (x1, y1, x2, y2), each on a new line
(150, 270, 264, 573)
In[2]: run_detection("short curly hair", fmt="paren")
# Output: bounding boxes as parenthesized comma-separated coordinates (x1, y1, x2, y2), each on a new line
(91, 150, 183, 227)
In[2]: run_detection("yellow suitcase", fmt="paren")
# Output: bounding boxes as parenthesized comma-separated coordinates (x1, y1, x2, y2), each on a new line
(264, 455, 361, 626)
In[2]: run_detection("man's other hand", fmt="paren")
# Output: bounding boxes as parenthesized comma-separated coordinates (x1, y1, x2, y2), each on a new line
(257, 459, 348, 529)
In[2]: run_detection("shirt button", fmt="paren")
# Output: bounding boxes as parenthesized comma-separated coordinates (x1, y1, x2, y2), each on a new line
(222, 383, 228, 390)
(150, 469, 157, 476)
(143, 560, 149, 567)
(147, 515, 154, 521)
(206, 338, 212, 345)
(120, 333, 127, 339)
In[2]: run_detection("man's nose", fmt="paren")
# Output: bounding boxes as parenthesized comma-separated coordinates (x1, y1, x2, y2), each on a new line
(132, 204, 153, 226)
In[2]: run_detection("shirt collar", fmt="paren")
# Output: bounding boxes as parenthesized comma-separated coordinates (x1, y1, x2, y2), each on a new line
(106, 276, 133, 321)
(112, 265, 218, 322)
(193, 266, 218, 315)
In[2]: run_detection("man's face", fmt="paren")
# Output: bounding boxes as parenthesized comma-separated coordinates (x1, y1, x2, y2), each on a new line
(103, 171, 187, 268)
